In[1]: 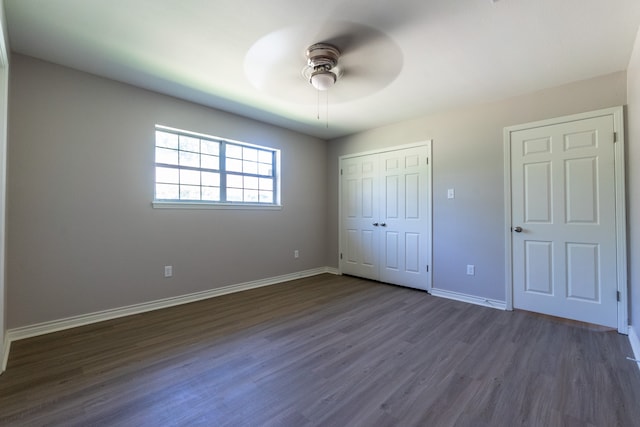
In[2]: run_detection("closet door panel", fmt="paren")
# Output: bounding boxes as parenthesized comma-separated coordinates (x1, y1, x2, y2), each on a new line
(340, 154, 379, 280)
(378, 146, 430, 289)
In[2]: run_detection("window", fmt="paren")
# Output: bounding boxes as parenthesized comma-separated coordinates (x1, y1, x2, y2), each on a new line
(153, 126, 280, 208)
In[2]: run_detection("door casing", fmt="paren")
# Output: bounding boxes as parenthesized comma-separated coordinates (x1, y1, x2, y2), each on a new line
(503, 106, 628, 333)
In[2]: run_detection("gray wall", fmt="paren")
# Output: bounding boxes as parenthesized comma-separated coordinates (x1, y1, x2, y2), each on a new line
(628, 28, 640, 331)
(327, 72, 627, 302)
(7, 54, 328, 329)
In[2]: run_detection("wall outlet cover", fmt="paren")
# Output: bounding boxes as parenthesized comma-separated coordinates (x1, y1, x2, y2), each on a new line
(466, 265, 475, 275)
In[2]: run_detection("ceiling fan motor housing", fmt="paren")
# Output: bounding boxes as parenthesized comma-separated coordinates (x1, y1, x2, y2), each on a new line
(306, 43, 340, 71)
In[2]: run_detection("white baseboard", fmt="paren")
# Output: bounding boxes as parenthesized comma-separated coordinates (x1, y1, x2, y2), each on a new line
(430, 288, 507, 311)
(1, 334, 9, 373)
(325, 267, 340, 275)
(7, 267, 334, 344)
(629, 325, 640, 374)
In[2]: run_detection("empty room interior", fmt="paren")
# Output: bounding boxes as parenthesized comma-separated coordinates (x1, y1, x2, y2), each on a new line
(2, 0, 640, 425)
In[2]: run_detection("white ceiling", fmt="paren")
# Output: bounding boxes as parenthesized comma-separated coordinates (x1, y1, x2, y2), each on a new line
(5, 0, 640, 139)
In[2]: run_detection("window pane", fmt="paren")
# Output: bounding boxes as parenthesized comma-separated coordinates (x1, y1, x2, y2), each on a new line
(259, 191, 273, 203)
(201, 172, 220, 187)
(156, 184, 179, 199)
(244, 189, 259, 202)
(227, 188, 243, 202)
(156, 147, 179, 165)
(179, 151, 199, 168)
(180, 169, 200, 185)
(227, 144, 242, 159)
(227, 158, 242, 173)
(245, 176, 259, 189)
(227, 174, 242, 188)
(258, 150, 272, 163)
(259, 177, 272, 190)
(202, 186, 220, 201)
(243, 161, 258, 175)
(180, 185, 200, 200)
(243, 147, 258, 162)
(201, 154, 219, 170)
(179, 135, 200, 153)
(258, 163, 272, 176)
(201, 140, 219, 155)
(156, 167, 179, 184)
(156, 131, 179, 149)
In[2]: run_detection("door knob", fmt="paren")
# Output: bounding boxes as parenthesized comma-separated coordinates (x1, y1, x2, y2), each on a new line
(373, 222, 379, 226)
(513, 226, 523, 233)
(380, 223, 387, 227)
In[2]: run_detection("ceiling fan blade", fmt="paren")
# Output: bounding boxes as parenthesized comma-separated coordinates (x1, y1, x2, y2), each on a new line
(317, 23, 385, 56)
(329, 58, 402, 104)
(311, 0, 424, 50)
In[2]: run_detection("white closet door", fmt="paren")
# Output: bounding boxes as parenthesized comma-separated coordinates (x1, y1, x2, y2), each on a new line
(340, 143, 431, 290)
(379, 147, 430, 290)
(340, 153, 380, 281)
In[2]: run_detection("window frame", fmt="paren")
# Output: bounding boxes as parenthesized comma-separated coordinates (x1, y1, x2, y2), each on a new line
(152, 125, 281, 210)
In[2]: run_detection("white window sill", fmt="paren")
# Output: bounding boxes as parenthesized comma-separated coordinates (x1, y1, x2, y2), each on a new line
(152, 201, 282, 210)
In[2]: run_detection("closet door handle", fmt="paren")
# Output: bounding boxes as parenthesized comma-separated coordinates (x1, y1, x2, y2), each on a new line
(373, 222, 379, 227)
(380, 223, 387, 227)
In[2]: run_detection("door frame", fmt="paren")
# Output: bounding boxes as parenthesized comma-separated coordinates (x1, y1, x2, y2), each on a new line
(338, 141, 433, 291)
(503, 107, 627, 333)
(0, 9, 8, 373)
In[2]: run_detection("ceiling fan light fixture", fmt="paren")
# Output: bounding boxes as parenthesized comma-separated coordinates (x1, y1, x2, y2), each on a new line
(310, 69, 337, 91)
(304, 43, 341, 91)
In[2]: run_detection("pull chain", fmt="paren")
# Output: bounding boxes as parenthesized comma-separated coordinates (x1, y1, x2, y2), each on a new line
(315, 89, 330, 128)
(326, 89, 329, 128)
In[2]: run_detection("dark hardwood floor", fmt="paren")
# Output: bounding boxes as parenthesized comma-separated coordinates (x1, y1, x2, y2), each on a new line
(1, 274, 639, 426)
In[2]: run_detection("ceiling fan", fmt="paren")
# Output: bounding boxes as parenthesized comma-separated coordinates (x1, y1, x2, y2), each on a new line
(302, 43, 342, 91)
(244, 21, 403, 104)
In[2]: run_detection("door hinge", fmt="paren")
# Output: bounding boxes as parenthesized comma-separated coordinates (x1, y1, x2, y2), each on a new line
(426, 157, 429, 165)
(613, 132, 617, 143)
(426, 265, 429, 272)
(340, 169, 343, 175)
(340, 253, 343, 260)
(617, 290, 621, 302)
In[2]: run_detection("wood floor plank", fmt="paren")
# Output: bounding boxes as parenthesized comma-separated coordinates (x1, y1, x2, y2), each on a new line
(1, 274, 639, 426)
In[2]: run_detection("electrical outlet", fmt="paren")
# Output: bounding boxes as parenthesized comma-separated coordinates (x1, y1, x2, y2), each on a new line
(466, 264, 475, 276)
(294, 250, 299, 259)
(164, 265, 173, 278)
(447, 188, 455, 199)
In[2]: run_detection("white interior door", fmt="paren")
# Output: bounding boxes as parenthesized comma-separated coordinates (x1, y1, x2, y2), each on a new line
(340, 143, 431, 291)
(378, 147, 430, 290)
(510, 115, 618, 327)
(341, 153, 379, 281)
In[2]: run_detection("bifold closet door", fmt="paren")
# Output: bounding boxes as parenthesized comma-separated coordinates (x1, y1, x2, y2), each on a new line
(340, 144, 431, 290)
(378, 147, 430, 289)
(341, 153, 380, 281)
